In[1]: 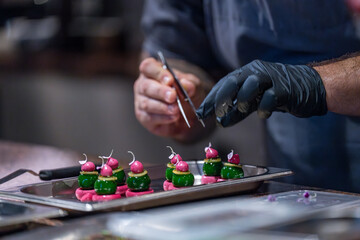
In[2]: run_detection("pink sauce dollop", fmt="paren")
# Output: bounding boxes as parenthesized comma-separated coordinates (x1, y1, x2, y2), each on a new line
(81, 162, 96, 172)
(130, 160, 144, 173)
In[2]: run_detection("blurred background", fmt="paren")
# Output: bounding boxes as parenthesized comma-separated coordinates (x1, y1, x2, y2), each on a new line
(0, 0, 265, 165)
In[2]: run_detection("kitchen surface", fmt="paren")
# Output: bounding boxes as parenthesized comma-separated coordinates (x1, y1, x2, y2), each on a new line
(0, 140, 359, 239)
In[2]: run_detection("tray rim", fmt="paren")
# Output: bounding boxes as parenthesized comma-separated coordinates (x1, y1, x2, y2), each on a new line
(0, 161, 293, 212)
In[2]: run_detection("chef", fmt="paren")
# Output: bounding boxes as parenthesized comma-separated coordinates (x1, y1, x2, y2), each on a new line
(134, 0, 360, 192)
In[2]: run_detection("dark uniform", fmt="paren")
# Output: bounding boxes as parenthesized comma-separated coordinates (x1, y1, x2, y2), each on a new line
(142, 0, 360, 192)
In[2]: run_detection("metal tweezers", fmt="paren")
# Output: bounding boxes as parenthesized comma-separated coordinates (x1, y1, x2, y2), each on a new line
(157, 51, 205, 128)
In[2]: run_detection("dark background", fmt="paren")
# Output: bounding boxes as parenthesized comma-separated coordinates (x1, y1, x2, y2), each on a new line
(0, 0, 265, 165)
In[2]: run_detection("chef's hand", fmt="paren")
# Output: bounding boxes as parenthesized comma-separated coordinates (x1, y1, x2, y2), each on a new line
(196, 60, 327, 127)
(134, 57, 204, 140)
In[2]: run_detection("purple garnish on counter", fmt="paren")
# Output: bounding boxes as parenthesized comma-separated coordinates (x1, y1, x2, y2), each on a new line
(267, 195, 276, 202)
(303, 191, 310, 198)
(297, 190, 317, 204)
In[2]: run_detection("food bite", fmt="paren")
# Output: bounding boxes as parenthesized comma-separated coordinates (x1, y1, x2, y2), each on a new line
(168, 160, 194, 190)
(125, 151, 154, 197)
(93, 157, 121, 201)
(163, 146, 183, 190)
(201, 143, 223, 184)
(76, 154, 98, 202)
(220, 150, 244, 180)
(102, 150, 127, 195)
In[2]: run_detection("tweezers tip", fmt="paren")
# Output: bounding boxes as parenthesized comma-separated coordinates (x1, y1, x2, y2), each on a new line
(200, 119, 206, 128)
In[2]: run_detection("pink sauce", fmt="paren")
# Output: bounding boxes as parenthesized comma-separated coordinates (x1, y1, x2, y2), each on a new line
(125, 188, 154, 197)
(201, 175, 219, 184)
(75, 188, 96, 200)
(167, 184, 183, 191)
(115, 185, 128, 195)
(92, 193, 121, 201)
(163, 180, 172, 191)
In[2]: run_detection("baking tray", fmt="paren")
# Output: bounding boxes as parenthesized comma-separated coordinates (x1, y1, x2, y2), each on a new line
(0, 199, 66, 233)
(0, 161, 293, 212)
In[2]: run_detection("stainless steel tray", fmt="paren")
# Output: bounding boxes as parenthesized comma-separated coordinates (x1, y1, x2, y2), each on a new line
(0, 199, 66, 232)
(0, 161, 293, 212)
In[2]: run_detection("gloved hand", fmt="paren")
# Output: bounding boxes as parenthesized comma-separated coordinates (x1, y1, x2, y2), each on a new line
(196, 60, 327, 127)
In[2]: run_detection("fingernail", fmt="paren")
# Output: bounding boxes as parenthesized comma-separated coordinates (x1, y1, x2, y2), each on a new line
(180, 78, 188, 91)
(165, 91, 172, 102)
(163, 76, 170, 84)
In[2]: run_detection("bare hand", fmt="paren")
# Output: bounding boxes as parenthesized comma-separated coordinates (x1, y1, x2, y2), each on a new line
(134, 57, 204, 140)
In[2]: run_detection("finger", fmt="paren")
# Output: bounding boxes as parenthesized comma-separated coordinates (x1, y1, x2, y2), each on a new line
(214, 71, 244, 118)
(136, 109, 180, 125)
(136, 95, 179, 115)
(216, 107, 249, 127)
(236, 75, 272, 113)
(139, 58, 173, 85)
(135, 77, 177, 104)
(180, 78, 196, 97)
(196, 77, 227, 119)
(257, 88, 277, 119)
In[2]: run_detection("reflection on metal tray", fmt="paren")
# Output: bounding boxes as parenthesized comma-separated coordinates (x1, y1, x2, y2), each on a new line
(0, 199, 66, 232)
(0, 161, 292, 212)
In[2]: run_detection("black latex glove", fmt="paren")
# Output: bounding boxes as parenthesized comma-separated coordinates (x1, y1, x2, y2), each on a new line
(196, 60, 327, 127)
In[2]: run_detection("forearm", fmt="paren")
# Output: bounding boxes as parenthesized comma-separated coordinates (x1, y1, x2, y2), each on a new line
(313, 53, 360, 116)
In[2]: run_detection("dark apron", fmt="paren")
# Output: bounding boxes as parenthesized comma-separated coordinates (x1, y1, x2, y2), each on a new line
(203, 0, 360, 192)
